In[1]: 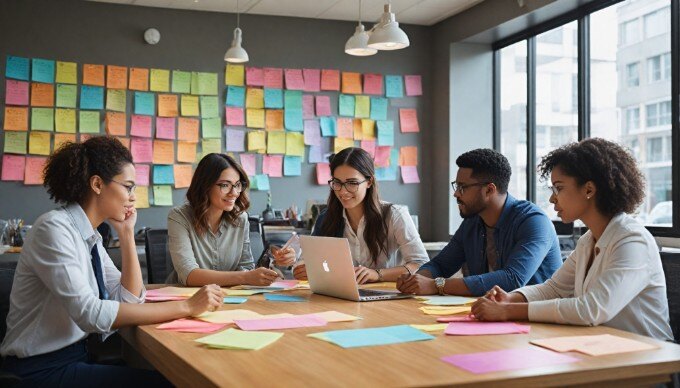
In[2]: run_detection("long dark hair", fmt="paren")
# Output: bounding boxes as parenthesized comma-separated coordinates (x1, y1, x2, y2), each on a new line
(186, 153, 250, 235)
(321, 147, 391, 265)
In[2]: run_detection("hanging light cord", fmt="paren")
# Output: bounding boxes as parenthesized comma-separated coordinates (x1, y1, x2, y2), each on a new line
(236, 0, 240, 28)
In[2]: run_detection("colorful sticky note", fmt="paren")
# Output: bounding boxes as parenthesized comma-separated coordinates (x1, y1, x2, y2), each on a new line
(155, 117, 176, 140)
(4, 132, 27, 154)
(310, 325, 434, 348)
(399, 146, 418, 166)
(320, 116, 336, 137)
(201, 117, 221, 139)
(31, 83, 55, 107)
(315, 95, 332, 116)
(240, 154, 257, 176)
(399, 109, 420, 133)
(55, 108, 76, 133)
(202, 138, 222, 156)
(177, 141, 197, 163)
(531, 334, 658, 356)
(247, 131, 266, 151)
(246, 67, 264, 87)
(363, 73, 383, 95)
(106, 89, 126, 112)
(264, 88, 284, 109)
(283, 156, 302, 176)
(79, 111, 100, 134)
(223, 297, 248, 304)
(118, 137, 132, 151)
(267, 132, 286, 154)
(309, 138, 332, 164)
(334, 138, 355, 153)
(284, 69, 305, 90)
(304, 120, 321, 146)
(55, 61, 77, 85)
(32, 58, 55, 83)
(336, 118, 353, 139)
(31, 108, 54, 131)
(375, 146, 392, 167)
(338, 94, 355, 117)
(1, 155, 26, 181)
(409, 324, 449, 332)
(370, 97, 388, 121)
(376, 165, 397, 181)
(200, 96, 219, 118)
(376, 120, 394, 146)
(193, 72, 218, 95)
(147, 68, 169, 92)
(107, 65, 128, 89)
(153, 185, 173, 206)
(5, 56, 30, 80)
(153, 140, 175, 164)
(401, 166, 420, 184)
(128, 67, 149, 91)
(441, 347, 578, 375)
(234, 314, 324, 331)
(321, 69, 340, 91)
(226, 128, 245, 152)
(263, 155, 283, 177)
(316, 162, 331, 185)
(134, 186, 150, 208)
(173, 164, 193, 188)
(158, 94, 178, 117)
(361, 140, 376, 158)
(157, 318, 227, 334)
(83, 64, 105, 86)
(246, 109, 265, 129)
(285, 109, 303, 132)
(55, 84, 77, 108)
(303, 68, 321, 92)
(286, 132, 305, 157)
(225, 64, 245, 86)
(131, 138, 153, 163)
(135, 164, 150, 186)
(355, 96, 370, 118)
(172, 70, 191, 94)
(226, 86, 246, 107)
(385, 75, 404, 98)
(361, 119, 375, 139)
(265, 110, 284, 131)
(28, 132, 51, 156)
(194, 328, 283, 350)
(353, 119, 363, 140)
(80, 86, 104, 110)
(302, 95, 315, 119)
(246, 88, 264, 109)
(225, 107, 245, 126)
(105, 112, 126, 136)
(4, 107, 28, 131)
(341, 72, 362, 94)
(264, 67, 283, 89)
(421, 296, 477, 306)
(24, 157, 47, 185)
(6, 80, 29, 106)
(180, 95, 199, 117)
(405, 75, 423, 96)
(133, 92, 155, 116)
(284, 90, 303, 110)
(255, 174, 270, 191)
(178, 118, 199, 142)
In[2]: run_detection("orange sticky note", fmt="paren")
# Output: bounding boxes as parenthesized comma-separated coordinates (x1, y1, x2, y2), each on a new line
(341, 72, 362, 94)
(265, 110, 284, 131)
(24, 157, 47, 185)
(153, 140, 175, 164)
(28, 131, 51, 155)
(83, 64, 105, 86)
(117, 137, 131, 150)
(54, 133, 76, 151)
(399, 109, 420, 133)
(321, 69, 340, 91)
(3, 107, 28, 131)
(361, 119, 375, 139)
(177, 118, 199, 143)
(399, 146, 418, 166)
(336, 118, 353, 139)
(129, 68, 149, 91)
(134, 186, 150, 209)
(105, 111, 127, 136)
(158, 94, 179, 117)
(177, 141, 197, 163)
(31, 83, 55, 107)
(107, 65, 128, 89)
(173, 164, 193, 188)
(353, 119, 363, 140)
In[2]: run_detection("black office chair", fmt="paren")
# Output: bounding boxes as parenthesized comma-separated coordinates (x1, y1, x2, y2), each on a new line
(144, 229, 172, 284)
(661, 252, 680, 342)
(0, 265, 21, 387)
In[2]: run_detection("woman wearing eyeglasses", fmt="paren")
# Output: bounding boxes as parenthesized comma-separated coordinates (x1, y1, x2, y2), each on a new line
(1, 137, 222, 386)
(471, 138, 673, 341)
(293, 147, 429, 284)
(167, 153, 280, 287)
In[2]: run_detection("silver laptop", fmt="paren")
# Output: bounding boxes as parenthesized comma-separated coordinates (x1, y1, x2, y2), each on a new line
(300, 235, 413, 302)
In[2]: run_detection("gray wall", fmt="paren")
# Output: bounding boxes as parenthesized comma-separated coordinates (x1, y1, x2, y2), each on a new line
(0, 0, 434, 238)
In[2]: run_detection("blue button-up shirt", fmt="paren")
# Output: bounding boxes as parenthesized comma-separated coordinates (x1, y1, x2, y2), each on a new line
(419, 194, 562, 296)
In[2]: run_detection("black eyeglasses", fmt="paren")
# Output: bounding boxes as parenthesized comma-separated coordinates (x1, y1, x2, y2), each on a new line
(110, 180, 136, 195)
(451, 181, 491, 195)
(329, 179, 368, 193)
(216, 181, 245, 194)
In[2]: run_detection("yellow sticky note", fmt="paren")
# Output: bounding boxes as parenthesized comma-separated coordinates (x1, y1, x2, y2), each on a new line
(419, 306, 471, 316)
(285, 132, 304, 157)
(265, 110, 284, 131)
(174, 164, 193, 189)
(410, 324, 448, 332)
(180, 95, 199, 117)
(361, 119, 375, 139)
(195, 309, 262, 324)
(158, 94, 179, 117)
(353, 119, 363, 140)
(150, 68, 170, 92)
(246, 88, 264, 109)
(246, 108, 265, 129)
(177, 141, 197, 163)
(194, 328, 283, 350)
(200, 139, 222, 160)
(334, 137, 355, 153)
(247, 131, 266, 151)
(55, 108, 76, 133)
(54, 133, 76, 151)
(134, 186, 150, 208)
(55, 61, 78, 84)
(28, 132, 51, 155)
(355, 95, 370, 118)
(225, 64, 245, 86)
(267, 132, 286, 154)
(106, 89, 127, 112)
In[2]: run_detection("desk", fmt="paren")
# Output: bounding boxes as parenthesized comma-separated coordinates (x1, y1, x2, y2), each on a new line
(120, 290, 680, 387)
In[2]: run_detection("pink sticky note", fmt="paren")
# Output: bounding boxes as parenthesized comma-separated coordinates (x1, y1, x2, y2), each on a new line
(135, 164, 150, 186)
(264, 67, 283, 89)
(303, 68, 321, 92)
(6, 80, 29, 106)
(226, 128, 245, 152)
(271, 280, 299, 288)
(155, 117, 176, 140)
(302, 95, 315, 119)
(157, 318, 227, 333)
(225, 107, 245, 126)
(441, 347, 579, 375)
(363, 73, 384, 95)
(24, 157, 47, 185)
(145, 295, 188, 302)
(246, 67, 264, 87)
(337, 118, 354, 139)
(315, 95, 332, 117)
(304, 120, 321, 146)
(437, 316, 477, 323)
(405, 75, 423, 96)
(374, 146, 391, 167)
(284, 69, 305, 90)
(320, 69, 340, 91)
(240, 153, 257, 176)
(399, 109, 420, 133)
(360, 140, 376, 158)
(1, 155, 26, 181)
(234, 315, 327, 331)
(401, 166, 420, 184)
(444, 322, 530, 336)
(264, 155, 283, 177)
(131, 138, 153, 163)
(130, 115, 152, 138)
(316, 163, 331, 185)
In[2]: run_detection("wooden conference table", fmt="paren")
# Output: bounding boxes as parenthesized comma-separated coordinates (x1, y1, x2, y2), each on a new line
(120, 287, 680, 387)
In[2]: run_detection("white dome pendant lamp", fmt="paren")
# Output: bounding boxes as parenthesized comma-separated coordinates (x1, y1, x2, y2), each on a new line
(367, 2, 410, 50)
(225, 0, 249, 63)
(345, 0, 377, 56)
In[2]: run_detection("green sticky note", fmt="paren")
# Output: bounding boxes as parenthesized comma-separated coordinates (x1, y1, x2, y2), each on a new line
(153, 185, 173, 206)
(172, 70, 191, 94)
(56, 84, 77, 108)
(249, 175, 258, 190)
(201, 117, 222, 138)
(106, 89, 126, 112)
(79, 111, 100, 133)
(31, 108, 54, 131)
(194, 72, 218, 96)
(267, 132, 286, 154)
(285, 132, 304, 157)
(355, 95, 370, 118)
(194, 328, 283, 350)
(200, 96, 219, 118)
(202, 138, 222, 155)
(4, 132, 27, 154)
(339, 94, 355, 117)
(55, 109, 76, 133)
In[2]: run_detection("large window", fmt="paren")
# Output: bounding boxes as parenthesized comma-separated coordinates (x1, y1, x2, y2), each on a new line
(495, 0, 677, 235)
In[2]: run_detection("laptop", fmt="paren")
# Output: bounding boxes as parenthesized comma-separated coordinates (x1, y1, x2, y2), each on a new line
(300, 235, 413, 302)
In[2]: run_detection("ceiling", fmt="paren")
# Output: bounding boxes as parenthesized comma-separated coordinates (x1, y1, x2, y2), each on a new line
(86, 0, 485, 26)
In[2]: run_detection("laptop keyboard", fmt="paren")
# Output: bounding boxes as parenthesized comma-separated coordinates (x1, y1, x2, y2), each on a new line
(358, 289, 394, 296)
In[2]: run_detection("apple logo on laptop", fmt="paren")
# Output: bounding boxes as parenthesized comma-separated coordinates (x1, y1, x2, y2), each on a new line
(322, 260, 330, 272)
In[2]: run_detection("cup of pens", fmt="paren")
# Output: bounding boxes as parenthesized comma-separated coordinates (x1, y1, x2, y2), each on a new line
(7, 218, 24, 247)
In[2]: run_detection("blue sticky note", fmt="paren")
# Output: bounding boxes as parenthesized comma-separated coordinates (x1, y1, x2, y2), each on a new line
(223, 297, 248, 304)
(6, 56, 30, 80)
(370, 97, 388, 121)
(31, 58, 55, 83)
(385, 75, 404, 98)
(264, 88, 284, 109)
(284, 90, 303, 110)
(285, 109, 303, 131)
(377, 120, 394, 146)
(80, 86, 104, 110)
(320, 116, 336, 137)
(255, 174, 270, 191)
(318, 325, 434, 348)
(390, 148, 399, 166)
(283, 156, 302, 176)
(264, 294, 308, 302)
(338, 94, 355, 117)
(376, 166, 397, 181)
(153, 165, 174, 184)
(226, 86, 246, 107)
(134, 92, 155, 115)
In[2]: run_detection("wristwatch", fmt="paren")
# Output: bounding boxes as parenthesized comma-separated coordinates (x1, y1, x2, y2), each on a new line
(434, 277, 446, 295)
